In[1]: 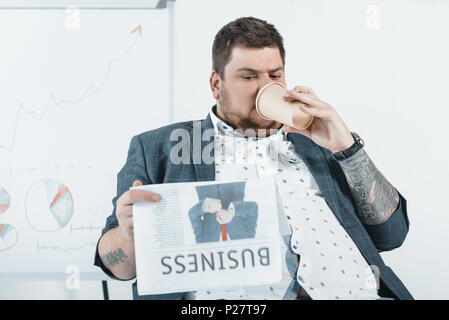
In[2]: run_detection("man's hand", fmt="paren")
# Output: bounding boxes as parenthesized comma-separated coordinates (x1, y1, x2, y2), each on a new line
(282, 86, 355, 153)
(203, 197, 222, 213)
(282, 86, 400, 225)
(116, 180, 161, 241)
(215, 203, 235, 224)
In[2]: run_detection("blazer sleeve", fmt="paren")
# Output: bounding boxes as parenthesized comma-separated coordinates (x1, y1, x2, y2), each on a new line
(93, 134, 151, 280)
(93, 134, 191, 299)
(188, 200, 207, 243)
(362, 190, 410, 252)
(325, 145, 411, 253)
(233, 201, 259, 238)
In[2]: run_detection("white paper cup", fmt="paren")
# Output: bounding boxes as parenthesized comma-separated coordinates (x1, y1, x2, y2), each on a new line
(255, 82, 314, 130)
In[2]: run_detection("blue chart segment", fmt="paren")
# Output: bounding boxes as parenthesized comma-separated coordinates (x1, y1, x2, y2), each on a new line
(0, 224, 18, 251)
(0, 186, 10, 214)
(25, 180, 74, 232)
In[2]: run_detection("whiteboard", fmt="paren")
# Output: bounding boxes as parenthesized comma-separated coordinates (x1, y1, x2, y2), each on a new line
(0, 8, 170, 280)
(0, 0, 166, 9)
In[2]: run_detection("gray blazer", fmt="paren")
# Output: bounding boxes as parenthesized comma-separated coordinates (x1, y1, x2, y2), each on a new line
(94, 110, 413, 300)
(189, 182, 258, 243)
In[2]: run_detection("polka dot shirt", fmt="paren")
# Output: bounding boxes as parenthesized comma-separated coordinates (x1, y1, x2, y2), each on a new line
(194, 109, 380, 300)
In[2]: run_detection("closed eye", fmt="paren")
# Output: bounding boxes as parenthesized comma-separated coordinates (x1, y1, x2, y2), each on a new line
(242, 75, 282, 80)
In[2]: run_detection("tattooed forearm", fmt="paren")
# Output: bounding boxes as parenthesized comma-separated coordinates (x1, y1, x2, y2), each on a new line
(101, 248, 129, 269)
(338, 149, 399, 225)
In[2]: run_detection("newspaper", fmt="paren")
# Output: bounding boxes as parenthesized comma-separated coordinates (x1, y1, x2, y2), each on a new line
(132, 176, 282, 295)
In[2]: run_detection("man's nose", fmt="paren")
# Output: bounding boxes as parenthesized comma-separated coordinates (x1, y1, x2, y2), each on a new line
(258, 74, 276, 91)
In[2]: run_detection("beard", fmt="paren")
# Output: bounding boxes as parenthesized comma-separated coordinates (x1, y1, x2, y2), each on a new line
(217, 84, 282, 137)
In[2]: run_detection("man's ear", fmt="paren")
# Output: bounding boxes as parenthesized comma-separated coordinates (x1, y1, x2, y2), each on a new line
(209, 70, 221, 100)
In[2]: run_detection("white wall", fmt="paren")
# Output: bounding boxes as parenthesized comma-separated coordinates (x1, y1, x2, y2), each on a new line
(172, 0, 449, 300)
(1, 0, 448, 299)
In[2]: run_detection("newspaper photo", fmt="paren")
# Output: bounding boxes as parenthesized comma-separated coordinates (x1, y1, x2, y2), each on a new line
(132, 176, 282, 295)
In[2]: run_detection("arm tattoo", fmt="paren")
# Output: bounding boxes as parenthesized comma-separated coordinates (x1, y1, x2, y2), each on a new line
(338, 149, 399, 225)
(101, 248, 129, 269)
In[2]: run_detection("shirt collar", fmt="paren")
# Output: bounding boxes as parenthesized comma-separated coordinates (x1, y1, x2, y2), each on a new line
(209, 105, 286, 141)
(209, 105, 222, 132)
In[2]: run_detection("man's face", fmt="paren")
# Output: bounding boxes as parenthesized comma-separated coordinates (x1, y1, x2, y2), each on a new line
(210, 46, 286, 134)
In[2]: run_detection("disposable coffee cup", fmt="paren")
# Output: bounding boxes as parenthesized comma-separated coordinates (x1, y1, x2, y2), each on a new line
(255, 82, 314, 130)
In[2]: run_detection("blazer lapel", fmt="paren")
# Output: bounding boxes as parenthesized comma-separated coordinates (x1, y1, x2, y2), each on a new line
(192, 113, 216, 182)
(287, 132, 343, 224)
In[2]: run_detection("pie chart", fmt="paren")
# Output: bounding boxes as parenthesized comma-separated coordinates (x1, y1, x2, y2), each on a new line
(25, 180, 74, 232)
(0, 186, 10, 214)
(0, 224, 18, 251)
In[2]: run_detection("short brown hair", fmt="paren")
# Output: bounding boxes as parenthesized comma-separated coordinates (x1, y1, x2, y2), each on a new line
(212, 17, 285, 80)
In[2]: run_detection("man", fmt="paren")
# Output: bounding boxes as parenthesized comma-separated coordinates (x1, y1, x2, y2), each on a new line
(94, 16, 412, 300)
(189, 182, 259, 243)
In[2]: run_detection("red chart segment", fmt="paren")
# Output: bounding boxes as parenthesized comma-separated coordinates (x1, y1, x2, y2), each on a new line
(25, 180, 74, 232)
(0, 186, 10, 214)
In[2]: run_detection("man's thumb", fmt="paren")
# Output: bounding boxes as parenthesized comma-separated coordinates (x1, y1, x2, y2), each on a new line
(132, 180, 143, 187)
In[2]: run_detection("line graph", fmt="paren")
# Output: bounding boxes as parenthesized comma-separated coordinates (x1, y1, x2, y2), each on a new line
(36, 242, 96, 254)
(70, 223, 103, 233)
(0, 164, 94, 175)
(74, 207, 112, 215)
(0, 24, 143, 153)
